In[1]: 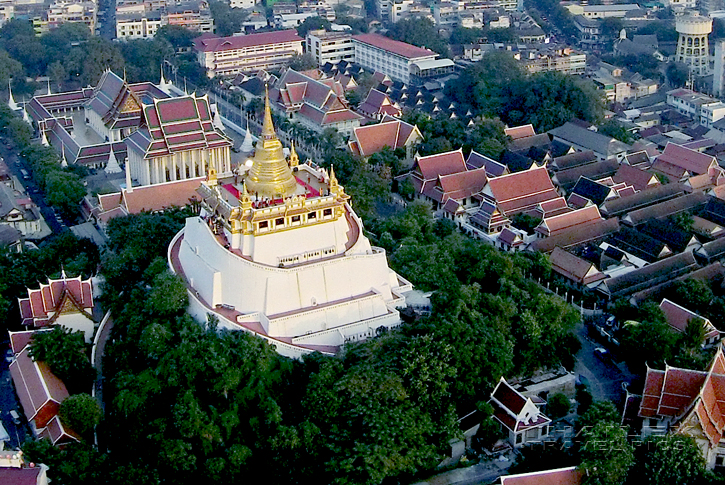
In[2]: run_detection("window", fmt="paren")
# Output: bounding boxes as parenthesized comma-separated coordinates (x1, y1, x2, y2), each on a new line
(516, 434, 522, 444)
(259, 221, 268, 229)
(291, 215, 300, 223)
(323, 208, 333, 217)
(276, 218, 285, 227)
(308, 211, 317, 220)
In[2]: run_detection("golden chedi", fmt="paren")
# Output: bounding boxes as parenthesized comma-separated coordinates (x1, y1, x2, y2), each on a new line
(245, 87, 298, 199)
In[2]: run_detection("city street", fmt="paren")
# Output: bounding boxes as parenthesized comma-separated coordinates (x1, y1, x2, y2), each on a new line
(0, 346, 28, 449)
(0, 137, 66, 235)
(573, 321, 635, 403)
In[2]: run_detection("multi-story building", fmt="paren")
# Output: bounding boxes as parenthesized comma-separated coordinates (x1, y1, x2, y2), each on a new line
(0, 0, 14, 26)
(115, 0, 213, 40)
(33, 0, 96, 33)
(229, 0, 256, 7)
(667, 88, 725, 128)
(352, 33, 454, 84)
(306, 29, 354, 65)
(565, 3, 641, 18)
(376, 0, 391, 21)
(195, 30, 304, 77)
(116, 12, 163, 39)
(520, 47, 586, 75)
(165, 1, 213, 32)
(663, 0, 697, 13)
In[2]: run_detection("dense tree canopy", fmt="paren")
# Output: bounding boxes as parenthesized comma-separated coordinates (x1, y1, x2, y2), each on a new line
(29, 327, 95, 394)
(446, 52, 604, 131)
(59, 393, 103, 437)
(387, 18, 451, 58)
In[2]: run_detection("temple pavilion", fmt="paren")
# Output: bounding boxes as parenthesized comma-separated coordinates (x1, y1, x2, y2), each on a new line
(169, 89, 411, 358)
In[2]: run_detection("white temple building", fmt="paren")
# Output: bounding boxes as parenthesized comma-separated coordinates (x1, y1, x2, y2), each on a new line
(169, 91, 411, 358)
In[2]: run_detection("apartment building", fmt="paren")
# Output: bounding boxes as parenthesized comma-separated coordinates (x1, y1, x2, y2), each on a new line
(116, 0, 213, 40)
(352, 33, 454, 84)
(0, 0, 14, 26)
(195, 30, 304, 77)
(667, 88, 725, 128)
(166, 1, 213, 32)
(306, 29, 354, 65)
(565, 3, 641, 18)
(116, 12, 162, 39)
(520, 48, 586, 75)
(33, 0, 96, 33)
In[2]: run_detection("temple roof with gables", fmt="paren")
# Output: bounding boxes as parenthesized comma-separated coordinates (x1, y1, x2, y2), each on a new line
(125, 94, 232, 159)
(87, 70, 144, 131)
(639, 347, 725, 449)
(17, 273, 93, 327)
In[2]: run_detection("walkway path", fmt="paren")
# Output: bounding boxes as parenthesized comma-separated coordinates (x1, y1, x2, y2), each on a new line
(91, 311, 113, 411)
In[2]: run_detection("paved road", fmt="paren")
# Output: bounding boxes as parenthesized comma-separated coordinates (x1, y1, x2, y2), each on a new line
(0, 344, 29, 449)
(573, 321, 635, 403)
(0, 137, 66, 235)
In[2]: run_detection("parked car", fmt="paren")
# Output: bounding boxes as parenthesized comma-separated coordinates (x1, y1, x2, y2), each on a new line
(594, 347, 612, 364)
(9, 410, 20, 425)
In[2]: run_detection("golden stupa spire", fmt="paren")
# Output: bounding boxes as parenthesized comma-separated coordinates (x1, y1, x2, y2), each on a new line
(289, 141, 299, 167)
(261, 84, 276, 141)
(245, 85, 298, 199)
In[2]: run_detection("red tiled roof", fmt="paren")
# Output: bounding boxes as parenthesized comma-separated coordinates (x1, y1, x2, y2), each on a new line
(426, 168, 488, 203)
(0, 467, 43, 485)
(486, 166, 557, 210)
(352, 119, 420, 157)
(39, 415, 81, 446)
(352, 33, 437, 58)
(550, 247, 605, 285)
(504, 124, 536, 140)
(613, 163, 659, 192)
(19, 275, 93, 327)
(122, 177, 204, 214)
(500, 467, 583, 485)
(9, 346, 69, 428)
(659, 298, 719, 339)
(499, 228, 523, 246)
(194, 30, 302, 52)
(492, 379, 526, 414)
(414, 150, 467, 181)
(657, 143, 717, 176)
(536, 205, 602, 237)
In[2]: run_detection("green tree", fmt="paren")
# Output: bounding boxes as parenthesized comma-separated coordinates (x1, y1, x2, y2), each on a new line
(599, 120, 634, 144)
(580, 421, 634, 485)
(577, 400, 620, 431)
(45, 171, 87, 218)
(667, 62, 689, 88)
(601, 18, 624, 39)
(0, 49, 22, 88)
(511, 213, 540, 233)
(156, 25, 198, 52)
(59, 393, 103, 437)
(671, 278, 713, 311)
(388, 18, 450, 58)
(628, 434, 705, 485)
(296, 16, 332, 38)
(146, 271, 189, 316)
(209, 0, 248, 36)
(28, 326, 95, 394)
(287, 52, 317, 72)
(547, 392, 571, 420)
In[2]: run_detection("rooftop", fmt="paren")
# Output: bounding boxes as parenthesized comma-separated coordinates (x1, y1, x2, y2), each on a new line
(352, 33, 438, 59)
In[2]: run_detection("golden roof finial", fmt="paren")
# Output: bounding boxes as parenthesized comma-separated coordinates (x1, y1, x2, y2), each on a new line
(289, 141, 299, 167)
(330, 165, 338, 187)
(239, 181, 252, 209)
(262, 84, 276, 141)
